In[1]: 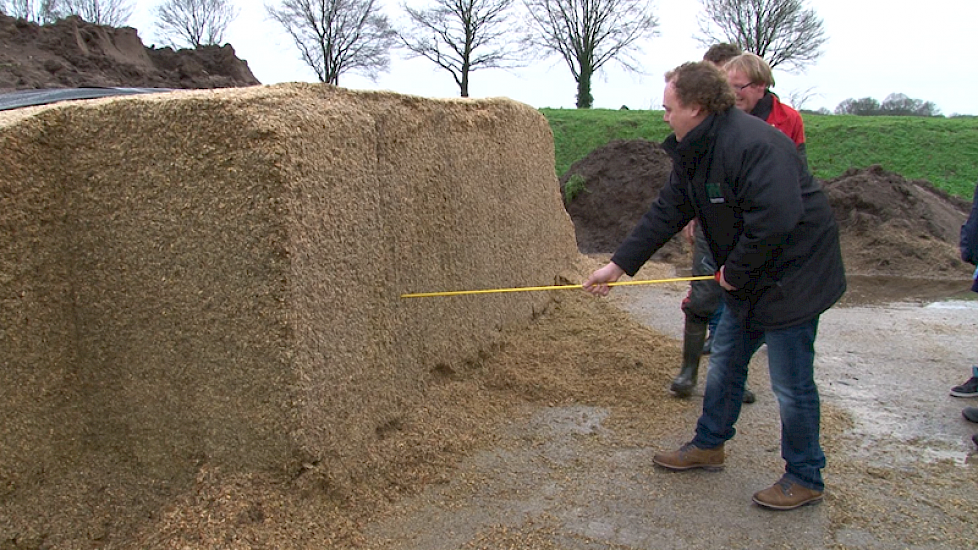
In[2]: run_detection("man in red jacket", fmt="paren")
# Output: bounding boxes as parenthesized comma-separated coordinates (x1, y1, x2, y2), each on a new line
(725, 53, 807, 164)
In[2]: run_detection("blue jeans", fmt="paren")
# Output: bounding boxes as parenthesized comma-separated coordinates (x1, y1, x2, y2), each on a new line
(691, 310, 825, 491)
(708, 302, 723, 336)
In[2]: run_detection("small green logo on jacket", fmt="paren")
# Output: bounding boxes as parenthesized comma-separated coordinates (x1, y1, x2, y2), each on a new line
(706, 182, 724, 204)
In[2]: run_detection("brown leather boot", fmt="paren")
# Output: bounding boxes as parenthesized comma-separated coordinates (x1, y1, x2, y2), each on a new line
(652, 442, 724, 471)
(752, 476, 824, 510)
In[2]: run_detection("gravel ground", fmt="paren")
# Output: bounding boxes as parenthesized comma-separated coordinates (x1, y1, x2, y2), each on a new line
(612, 275, 978, 466)
(356, 268, 978, 550)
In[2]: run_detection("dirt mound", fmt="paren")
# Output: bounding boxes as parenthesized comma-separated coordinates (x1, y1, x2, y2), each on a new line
(0, 14, 259, 90)
(561, 140, 971, 279)
(559, 139, 687, 264)
(823, 165, 970, 276)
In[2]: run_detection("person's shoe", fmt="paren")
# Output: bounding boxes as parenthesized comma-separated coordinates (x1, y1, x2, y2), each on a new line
(972, 433, 978, 448)
(653, 442, 724, 471)
(671, 319, 707, 398)
(951, 376, 978, 397)
(752, 476, 824, 510)
(742, 387, 756, 404)
(963, 407, 978, 423)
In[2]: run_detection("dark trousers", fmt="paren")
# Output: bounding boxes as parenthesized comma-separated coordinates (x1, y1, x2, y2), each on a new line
(682, 225, 721, 324)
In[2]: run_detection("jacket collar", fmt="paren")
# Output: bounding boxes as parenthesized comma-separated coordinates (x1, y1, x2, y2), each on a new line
(663, 107, 736, 163)
(750, 91, 775, 121)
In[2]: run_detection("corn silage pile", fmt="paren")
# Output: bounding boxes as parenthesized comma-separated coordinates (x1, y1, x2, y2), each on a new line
(0, 84, 582, 545)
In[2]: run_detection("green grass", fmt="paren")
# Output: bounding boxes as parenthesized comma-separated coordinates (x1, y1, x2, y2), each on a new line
(563, 173, 587, 204)
(543, 108, 672, 180)
(542, 109, 978, 198)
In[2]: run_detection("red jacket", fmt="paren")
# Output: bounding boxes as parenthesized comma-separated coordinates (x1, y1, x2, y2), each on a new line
(765, 93, 805, 147)
(752, 92, 806, 163)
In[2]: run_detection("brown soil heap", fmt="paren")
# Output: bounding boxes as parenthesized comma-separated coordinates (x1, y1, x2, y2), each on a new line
(0, 13, 259, 90)
(560, 139, 687, 263)
(561, 139, 970, 278)
(0, 84, 581, 548)
(825, 164, 970, 276)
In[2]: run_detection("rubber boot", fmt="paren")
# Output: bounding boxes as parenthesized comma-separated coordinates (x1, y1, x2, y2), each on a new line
(671, 319, 707, 397)
(742, 387, 756, 404)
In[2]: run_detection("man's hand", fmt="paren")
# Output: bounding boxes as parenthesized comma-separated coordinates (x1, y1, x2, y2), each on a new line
(583, 262, 626, 297)
(717, 265, 736, 291)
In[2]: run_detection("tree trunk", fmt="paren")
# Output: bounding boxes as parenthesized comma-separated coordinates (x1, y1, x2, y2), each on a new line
(576, 68, 593, 109)
(460, 68, 469, 98)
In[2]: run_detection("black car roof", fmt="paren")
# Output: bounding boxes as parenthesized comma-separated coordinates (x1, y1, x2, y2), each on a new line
(0, 87, 174, 111)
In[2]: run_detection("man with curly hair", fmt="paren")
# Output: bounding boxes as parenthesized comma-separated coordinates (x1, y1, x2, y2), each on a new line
(583, 62, 846, 510)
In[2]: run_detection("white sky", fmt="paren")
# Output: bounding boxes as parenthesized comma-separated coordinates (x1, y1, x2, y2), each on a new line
(130, 1, 978, 116)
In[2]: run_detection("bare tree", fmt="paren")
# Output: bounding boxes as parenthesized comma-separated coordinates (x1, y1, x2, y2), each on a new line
(50, 0, 134, 25)
(785, 86, 817, 111)
(267, 0, 397, 86)
(397, 0, 521, 98)
(153, 0, 238, 48)
(3, 0, 59, 22)
(696, 0, 826, 72)
(524, 0, 659, 109)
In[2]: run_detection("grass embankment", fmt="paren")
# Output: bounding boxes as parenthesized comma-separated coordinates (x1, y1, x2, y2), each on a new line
(542, 109, 978, 198)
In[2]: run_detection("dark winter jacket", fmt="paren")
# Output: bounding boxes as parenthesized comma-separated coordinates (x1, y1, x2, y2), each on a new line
(611, 107, 846, 330)
(959, 180, 978, 291)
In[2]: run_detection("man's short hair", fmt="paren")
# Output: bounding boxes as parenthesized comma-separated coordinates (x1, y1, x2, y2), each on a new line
(665, 62, 735, 114)
(703, 43, 742, 66)
(724, 52, 775, 89)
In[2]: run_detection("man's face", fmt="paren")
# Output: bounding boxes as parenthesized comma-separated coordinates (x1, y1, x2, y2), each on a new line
(727, 69, 765, 112)
(662, 81, 704, 142)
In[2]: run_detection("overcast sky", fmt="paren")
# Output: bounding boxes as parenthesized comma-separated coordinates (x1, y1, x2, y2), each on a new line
(130, 1, 978, 116)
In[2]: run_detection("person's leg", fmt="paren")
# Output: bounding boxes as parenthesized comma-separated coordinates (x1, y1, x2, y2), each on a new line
(704, 304, 756, 404)
(672, 316, 707, 397)
(691, 311, 765, 448)
(729, 304, 756, 404)
(673, 227, 721, 397)
(764, 317, 825, 492)
(704, 301, 723, 354)
(654, 311, 763, 470)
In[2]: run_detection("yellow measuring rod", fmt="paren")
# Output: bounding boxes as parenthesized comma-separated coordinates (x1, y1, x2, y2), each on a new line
(400, 275, 714, 298)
